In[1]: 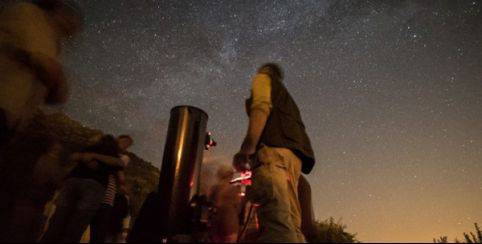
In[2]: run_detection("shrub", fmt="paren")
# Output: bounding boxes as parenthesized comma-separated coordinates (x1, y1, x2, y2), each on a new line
(307, 217, 358, 243)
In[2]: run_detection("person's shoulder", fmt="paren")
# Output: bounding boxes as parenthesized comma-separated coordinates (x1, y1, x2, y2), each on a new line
(5, 2, 42, 15)
(253, 73, 271, 83)
(119, 154, 130, 166)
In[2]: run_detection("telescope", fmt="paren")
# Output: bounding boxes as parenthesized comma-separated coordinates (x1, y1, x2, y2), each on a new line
(128, 106, 215, 242)
(127, 105, 315, 243)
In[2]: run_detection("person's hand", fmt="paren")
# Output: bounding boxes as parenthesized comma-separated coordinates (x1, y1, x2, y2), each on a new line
(119, 185, 130, 196)
(233, 152, 251, 172)
(29, 53, 68, 104)
(84, 160, 99, 170)
(81, 153, 95, 162)
(70, 152, 82, 161)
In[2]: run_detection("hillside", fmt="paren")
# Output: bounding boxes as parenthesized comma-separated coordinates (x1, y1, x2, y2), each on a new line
(2, 109, 159, 218)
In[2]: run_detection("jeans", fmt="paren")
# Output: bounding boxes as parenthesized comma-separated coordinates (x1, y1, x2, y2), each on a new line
(90, 203, 113, 243)
(41, 178, 105, 243)
(0, 108, 6, 140)
(247, 146, 306, 243)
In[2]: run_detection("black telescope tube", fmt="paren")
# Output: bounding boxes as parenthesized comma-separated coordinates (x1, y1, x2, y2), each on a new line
(158, 106, 208, 238)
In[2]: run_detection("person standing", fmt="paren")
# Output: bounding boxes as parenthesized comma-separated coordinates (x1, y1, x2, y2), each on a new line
(208, 165, 242, 243)
(41, 135, 125, 243)
(298, 175, 316, 241)
(0, 2, 82, 236)
(7, 140, 65, 242)
(0, 0, 82, 144)
(90, 135, 133, 243)
(108, 193, 131, 243)
(233, 63, 315, 243)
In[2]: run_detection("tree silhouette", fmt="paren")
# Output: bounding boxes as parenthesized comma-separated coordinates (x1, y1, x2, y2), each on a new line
(307, 217, 358, 243)
(434, 236, 448, 243)
(434, 223, 481, 243)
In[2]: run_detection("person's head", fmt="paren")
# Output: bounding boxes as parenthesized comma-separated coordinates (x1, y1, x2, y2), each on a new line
(87, 134, 103, 146)
(34, 0, 84, 38)
(117, 135, 133, 151)
(245, 63, 284, 116)
(86, 134, 120, 157)
(257, 63, 284, 83)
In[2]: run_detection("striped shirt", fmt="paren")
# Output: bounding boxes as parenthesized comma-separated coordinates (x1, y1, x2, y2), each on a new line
(102, 154, 130, 206)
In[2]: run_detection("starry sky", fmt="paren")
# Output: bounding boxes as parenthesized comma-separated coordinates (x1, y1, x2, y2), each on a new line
(58, 0, 481, 242)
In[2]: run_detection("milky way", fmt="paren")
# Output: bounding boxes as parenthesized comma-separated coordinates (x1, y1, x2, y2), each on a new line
(59, 1, 481, 242)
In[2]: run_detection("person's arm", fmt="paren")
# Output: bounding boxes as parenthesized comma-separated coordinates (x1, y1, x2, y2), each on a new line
(116, 155, 130, 194)
(30, 52, 68, 104)
(69, 152, 99, 170)
(70, 152, 97, 163)
(91, 153, 125, 168)
(117, 171, 129, 195)
(69, 152, 83, 162)
(233, 73, 272, 171)
(240, 110, 269, 155)
(13, 49, 68, 104)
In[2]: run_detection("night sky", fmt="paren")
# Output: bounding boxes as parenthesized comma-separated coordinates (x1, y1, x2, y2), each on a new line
(58, 1, 481, 242)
